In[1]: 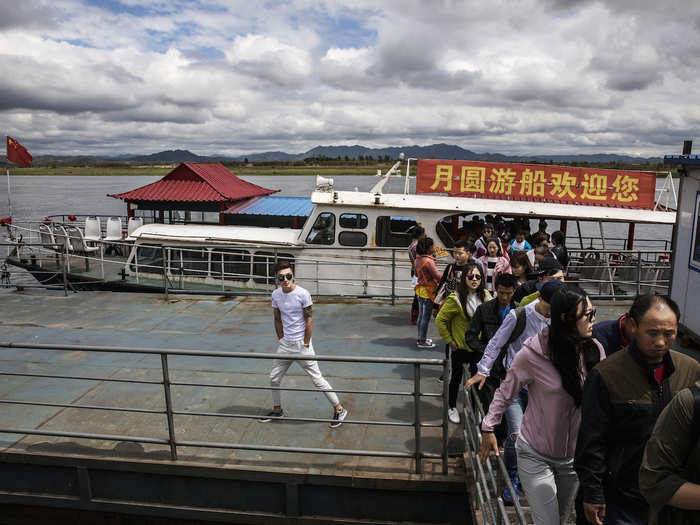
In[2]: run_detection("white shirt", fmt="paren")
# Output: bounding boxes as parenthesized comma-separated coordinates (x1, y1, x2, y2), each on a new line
(477, 300, 550, 376)
(271, 285, 312, 341)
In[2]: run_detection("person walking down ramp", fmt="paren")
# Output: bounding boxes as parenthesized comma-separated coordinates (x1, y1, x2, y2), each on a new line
(260, 261, 348, 428)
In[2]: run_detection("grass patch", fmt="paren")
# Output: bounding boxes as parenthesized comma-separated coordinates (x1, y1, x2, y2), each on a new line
(7, 165, 401, 177)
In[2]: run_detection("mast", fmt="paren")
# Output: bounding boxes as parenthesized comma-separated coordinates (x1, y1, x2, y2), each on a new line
(5, 168, 11, 218)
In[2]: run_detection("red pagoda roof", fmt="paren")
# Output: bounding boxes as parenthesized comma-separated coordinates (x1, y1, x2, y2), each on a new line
(109, 162, 276, 203)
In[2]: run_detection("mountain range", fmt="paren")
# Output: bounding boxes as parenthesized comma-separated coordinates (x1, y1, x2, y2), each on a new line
(3, 143, 665, 166)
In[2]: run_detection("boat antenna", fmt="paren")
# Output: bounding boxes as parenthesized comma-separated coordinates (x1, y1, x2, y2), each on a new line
(370, 153, 405, 195)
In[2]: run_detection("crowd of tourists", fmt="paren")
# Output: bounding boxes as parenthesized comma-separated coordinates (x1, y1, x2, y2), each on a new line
(407, 219, 700, 525)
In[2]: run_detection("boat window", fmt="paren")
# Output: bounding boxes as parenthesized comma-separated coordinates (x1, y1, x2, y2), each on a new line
(375, 216, 418, 247)
(339, 231, 367, 247)
(134, 209, 156, 224)
(436, 218, 455, 248)
(339, 213, 368, 229)
(692, 192, 700, 270)
(253, 252, 295, 284)
(306, 212, 335, 245)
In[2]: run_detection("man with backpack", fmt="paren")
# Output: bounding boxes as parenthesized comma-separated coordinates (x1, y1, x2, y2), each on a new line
(465, 279, 564, 504)
(640, 380, 700, 525)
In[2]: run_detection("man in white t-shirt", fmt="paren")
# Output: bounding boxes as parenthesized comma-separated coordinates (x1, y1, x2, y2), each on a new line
(260, 261, 348, 428)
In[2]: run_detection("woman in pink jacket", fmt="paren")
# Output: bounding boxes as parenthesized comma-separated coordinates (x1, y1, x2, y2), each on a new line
(478, 238, 511, 293)
(479, 286, 604, 525)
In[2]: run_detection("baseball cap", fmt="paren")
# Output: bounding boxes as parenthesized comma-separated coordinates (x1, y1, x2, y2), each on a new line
(537, 280, 565, 303)
(538, 256, 563, 274)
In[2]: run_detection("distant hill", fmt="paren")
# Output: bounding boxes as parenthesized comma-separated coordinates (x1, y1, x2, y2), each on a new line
(7, 143, 664, 167)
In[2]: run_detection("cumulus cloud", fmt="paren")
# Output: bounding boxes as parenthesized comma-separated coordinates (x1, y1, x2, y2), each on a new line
(0, 0, 697, 157)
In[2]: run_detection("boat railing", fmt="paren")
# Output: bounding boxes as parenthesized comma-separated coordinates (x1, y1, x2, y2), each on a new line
(3, 222, 674, 301)
(462, 385, 529, 525)
(0, 341, 449, 475)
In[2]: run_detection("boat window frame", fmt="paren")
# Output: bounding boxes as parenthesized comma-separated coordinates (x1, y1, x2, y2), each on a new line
(305, 212, 336, 245)
(690, 191, 700, 272)
(375, 215, 418, 247)
(339, 213, 368, 229)
(338, 231, 367, 247)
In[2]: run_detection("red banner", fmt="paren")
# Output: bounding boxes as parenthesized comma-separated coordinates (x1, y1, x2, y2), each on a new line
(416, 159, 656, 210)
(6, 136, 32, 167)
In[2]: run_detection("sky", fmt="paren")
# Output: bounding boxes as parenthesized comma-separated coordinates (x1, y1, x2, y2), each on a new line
(1, 0, 699, 157)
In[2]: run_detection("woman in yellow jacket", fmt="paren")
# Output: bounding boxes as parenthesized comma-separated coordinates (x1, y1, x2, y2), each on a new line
(436, 261, 491, 424)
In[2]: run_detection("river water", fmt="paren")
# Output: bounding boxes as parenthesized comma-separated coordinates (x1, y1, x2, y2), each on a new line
(0, 173, 678, 250)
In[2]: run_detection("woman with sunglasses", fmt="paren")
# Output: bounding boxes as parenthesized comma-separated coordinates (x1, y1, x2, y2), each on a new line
(479, 286, 604, 524)
(436, 262, 491, 424)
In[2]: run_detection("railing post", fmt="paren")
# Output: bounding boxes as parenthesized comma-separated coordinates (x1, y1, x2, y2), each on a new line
(160, 353, 178, 460)
(413, 362, 422, 474)
(391, 249, 396, 306)
(62, 242, 68, 296)
(636, 251, 642, 296)
(441, 357, 449, 475)
(162, 246, 168, 300)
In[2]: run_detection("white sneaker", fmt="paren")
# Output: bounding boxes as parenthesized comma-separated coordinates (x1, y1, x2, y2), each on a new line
(448, 407, 460, 424)
(416, 341, 436, 349)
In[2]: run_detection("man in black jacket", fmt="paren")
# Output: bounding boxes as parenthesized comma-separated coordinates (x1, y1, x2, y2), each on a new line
(592, 312, 634, 356)
(465, 273, 517, 408)
(575, 294, 700, 525)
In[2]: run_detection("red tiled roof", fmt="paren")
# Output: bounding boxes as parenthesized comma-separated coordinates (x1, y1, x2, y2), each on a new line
(109, 162, 276, 202)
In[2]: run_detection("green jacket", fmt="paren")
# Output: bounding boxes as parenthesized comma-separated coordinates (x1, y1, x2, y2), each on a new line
(519, 290, 539, 306)
(640, 380, 700, 525)
(435, 290, 491, 351)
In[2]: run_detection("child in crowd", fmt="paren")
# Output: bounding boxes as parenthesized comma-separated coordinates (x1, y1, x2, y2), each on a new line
(478, 238, 512, 293)
(510, 229, 532, 252)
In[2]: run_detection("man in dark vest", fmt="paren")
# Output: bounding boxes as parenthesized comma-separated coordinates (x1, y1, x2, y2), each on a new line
(575, 294, 700, 525)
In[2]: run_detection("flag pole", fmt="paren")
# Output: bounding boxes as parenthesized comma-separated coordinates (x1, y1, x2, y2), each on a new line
(5, 168, 11, 218)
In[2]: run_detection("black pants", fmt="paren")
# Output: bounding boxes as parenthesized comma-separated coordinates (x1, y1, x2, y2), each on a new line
(448, 349, 481, 408)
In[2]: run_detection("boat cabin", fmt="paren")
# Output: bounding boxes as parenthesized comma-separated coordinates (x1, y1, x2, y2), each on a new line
(665, 147, 700, 343)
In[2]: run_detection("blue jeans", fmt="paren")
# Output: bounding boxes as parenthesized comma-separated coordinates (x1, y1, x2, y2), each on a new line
(504, 388, 528, 478)
(417, 296, 433, 341)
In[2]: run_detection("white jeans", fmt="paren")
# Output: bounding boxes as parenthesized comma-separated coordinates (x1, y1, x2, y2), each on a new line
(269, 339, 339, 407)
(515, 437, 578, 525)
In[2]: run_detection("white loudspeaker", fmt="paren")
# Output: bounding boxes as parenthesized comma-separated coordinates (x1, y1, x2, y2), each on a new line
(315, 175, 334, 190)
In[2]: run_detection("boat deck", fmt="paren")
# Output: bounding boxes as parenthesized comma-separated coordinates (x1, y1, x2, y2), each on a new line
(1, 288, 698, 523)
(0, 289, 457, 479)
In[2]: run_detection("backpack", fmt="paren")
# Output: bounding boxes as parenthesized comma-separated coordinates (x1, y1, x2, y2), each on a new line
(489, 306, 527, 381)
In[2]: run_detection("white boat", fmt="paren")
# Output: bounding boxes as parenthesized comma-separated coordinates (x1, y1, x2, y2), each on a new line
(2, 156, 677, 298)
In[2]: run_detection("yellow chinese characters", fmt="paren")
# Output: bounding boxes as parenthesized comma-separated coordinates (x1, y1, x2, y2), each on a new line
(519, 169, 546, 197)
(581, 173, 608, 201)
(489, 168, 517, 195)
(460, 166, 486, 193)
(430, 165, 453, 192)
(611, 174, 639, 202)
(550, 172, 577, 199)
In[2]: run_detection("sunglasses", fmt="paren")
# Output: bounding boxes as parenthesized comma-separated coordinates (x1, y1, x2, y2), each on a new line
(467, 273, 481, 281)
(277, 273, 293, 282)
(580, 309, 597, 322)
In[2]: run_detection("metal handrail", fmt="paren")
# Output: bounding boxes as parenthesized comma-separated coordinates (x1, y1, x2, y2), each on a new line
(0, 341, 449, 474)
(3, 222, 674, 301)
(462, 386, 529, 525)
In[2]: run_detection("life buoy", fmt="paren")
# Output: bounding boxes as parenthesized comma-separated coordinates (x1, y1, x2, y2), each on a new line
(658, 253, 670, 263)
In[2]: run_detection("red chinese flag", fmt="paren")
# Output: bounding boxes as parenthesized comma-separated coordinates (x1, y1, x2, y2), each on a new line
(6, 136, 32, 167)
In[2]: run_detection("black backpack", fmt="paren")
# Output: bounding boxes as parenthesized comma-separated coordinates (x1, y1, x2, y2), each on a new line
(489, 306, 528, 381)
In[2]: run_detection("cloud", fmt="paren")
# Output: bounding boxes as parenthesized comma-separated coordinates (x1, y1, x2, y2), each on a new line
(0, 0, 698, 157)
(225, 34, 313, 88)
